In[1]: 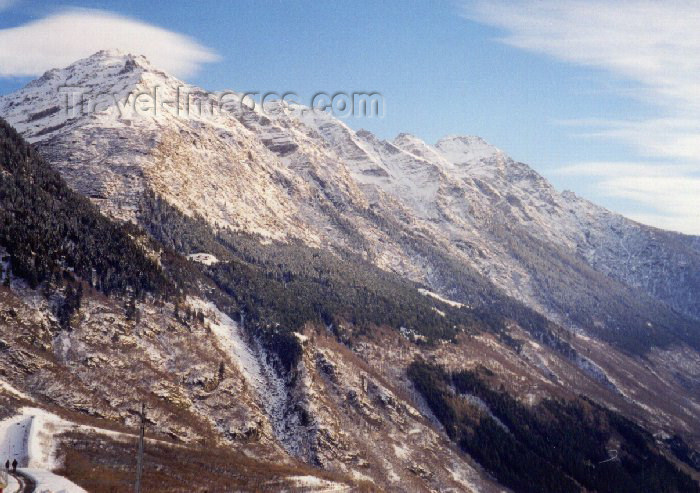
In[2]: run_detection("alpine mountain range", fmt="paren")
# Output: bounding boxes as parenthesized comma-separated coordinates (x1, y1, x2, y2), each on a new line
(0, 50, 698, 492)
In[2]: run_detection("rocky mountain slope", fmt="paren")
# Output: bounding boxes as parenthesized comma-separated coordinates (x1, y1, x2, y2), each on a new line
(1, 51, 699, 491)
(2, 50, 697, 352)
(0, 118, 508, 491)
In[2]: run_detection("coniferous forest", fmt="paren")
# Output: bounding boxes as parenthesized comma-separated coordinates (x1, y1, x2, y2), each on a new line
(0, 119, 173, 298)
(138, 188, 589, 368)
(408, 360, 699, 493)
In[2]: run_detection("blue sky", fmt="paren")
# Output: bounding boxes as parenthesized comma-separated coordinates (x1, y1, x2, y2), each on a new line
(0, 0, 698, 234)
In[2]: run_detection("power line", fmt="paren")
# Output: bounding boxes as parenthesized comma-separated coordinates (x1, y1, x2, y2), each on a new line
(134, 403, 146, 493)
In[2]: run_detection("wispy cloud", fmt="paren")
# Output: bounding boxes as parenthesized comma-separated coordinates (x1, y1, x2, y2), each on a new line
(557, 118, 700, 161)
(462, 0, 700, 234)
(0, 8, 220, 78)
(554, 162, 700, 234)
(554, 161, 699, 178)
(464, 0, 700, 113)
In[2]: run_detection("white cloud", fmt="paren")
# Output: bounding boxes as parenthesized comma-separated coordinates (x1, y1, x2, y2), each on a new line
(464, 1, 700, 113)
(553, 161, 700, 234)
(600, 175, 700, 234)
(626, 213, 699, 235)
(557, 118, 700, 162)
(598, 175, 699, 215)
(554, 161, 699, 178)
(462, 0, 700, 234)
(0, 8, 220, 78)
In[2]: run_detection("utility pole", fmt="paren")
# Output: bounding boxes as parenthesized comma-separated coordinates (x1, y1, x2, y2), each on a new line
(134, 403, 145, 493)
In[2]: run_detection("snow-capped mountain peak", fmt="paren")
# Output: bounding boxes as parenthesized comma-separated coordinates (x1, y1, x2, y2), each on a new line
(0, 50, 189, 142)
(0, 52, 319, 240)
(434, 134, 504, 164)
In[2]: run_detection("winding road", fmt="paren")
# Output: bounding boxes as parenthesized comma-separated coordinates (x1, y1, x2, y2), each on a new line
(9, 470, 36, 493)
(0, 409, 86, 493)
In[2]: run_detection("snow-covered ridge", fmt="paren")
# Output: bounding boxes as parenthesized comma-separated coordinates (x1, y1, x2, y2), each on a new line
(1, 49, 698, 337)
(0, 50, 699, 492)
(434, 134, 504, 164)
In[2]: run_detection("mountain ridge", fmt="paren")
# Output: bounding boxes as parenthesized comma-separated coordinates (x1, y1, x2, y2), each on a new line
(1, 51, 698, 349)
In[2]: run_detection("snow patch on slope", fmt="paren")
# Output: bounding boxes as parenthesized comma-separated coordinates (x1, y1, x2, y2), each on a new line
(186, 253, 219, 265)
(0, 380, 33, 402)
(418, 288, 465, 308)
(435, 135, 503, 165)
(187, 299, 295, 450)
(288, 475, 351, 492)
(23, 469, 87, 493)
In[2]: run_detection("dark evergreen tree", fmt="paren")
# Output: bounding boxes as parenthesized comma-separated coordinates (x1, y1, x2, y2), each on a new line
(408, 360, 699, 493)
(0, 118, 174, 299)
